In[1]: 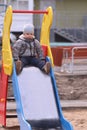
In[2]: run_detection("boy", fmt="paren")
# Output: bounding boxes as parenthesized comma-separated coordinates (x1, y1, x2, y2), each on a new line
(12, 23, 51, 75)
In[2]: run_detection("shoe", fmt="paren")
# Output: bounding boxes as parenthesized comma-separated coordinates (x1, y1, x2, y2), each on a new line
(15, 60, 22, 75)
(43, 62, 51, 74)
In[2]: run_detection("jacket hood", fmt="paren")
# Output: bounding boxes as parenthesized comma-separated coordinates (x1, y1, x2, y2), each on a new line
(19, 34, 35, 42)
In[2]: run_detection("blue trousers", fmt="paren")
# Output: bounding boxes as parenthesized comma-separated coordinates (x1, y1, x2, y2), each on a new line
(20, 56, 46, 70)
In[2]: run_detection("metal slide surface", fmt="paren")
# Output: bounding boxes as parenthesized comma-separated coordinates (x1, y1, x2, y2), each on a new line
(12, 65, 73, 130)
(17, 67, 58, 120)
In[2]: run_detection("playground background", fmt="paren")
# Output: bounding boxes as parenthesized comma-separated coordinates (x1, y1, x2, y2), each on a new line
(0, 2, 87, 130)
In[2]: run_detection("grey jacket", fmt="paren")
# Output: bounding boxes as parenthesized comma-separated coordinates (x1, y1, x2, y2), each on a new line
(12, 34, 44, 60)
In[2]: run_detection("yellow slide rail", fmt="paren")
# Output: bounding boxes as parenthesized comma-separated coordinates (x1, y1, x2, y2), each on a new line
(40, 6, 54, 66)
(2, 6, 13, 75)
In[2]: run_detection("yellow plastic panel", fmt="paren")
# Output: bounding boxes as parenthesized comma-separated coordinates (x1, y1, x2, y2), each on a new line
(40, 6, 54, 66)
(2, 6, 13, 75)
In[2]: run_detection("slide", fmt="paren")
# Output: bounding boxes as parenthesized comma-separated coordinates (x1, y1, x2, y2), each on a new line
(1, 5, 73, 130)
(12, 58, 73, 130)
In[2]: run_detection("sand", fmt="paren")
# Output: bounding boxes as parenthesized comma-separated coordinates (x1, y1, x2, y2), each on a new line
(0, 108, 87, 130)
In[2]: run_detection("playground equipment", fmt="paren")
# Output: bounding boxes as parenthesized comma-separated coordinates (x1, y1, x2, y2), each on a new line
(0, 5, 73, 130)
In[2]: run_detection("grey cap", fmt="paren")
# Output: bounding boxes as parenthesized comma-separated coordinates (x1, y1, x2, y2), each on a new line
(23, 23, 34, 34)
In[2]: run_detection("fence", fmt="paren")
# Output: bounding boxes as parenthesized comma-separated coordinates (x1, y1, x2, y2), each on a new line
(60, 46, 87, 74)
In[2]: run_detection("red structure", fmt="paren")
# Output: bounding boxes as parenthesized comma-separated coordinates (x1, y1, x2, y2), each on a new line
(0, 67, 8, 126)
(13, 10, 48, 14)
(41, 45, 48, 57)
(51, 45, 87, 67)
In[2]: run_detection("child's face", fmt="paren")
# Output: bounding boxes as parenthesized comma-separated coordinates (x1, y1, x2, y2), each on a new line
(23, 33, 34, 39)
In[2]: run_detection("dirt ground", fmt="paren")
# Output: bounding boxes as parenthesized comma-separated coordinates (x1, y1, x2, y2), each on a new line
(55, 73, 87, 100)
(63, 108, 87, 130)
(0, 108, 87, 130)
(1, 67, 87, 130)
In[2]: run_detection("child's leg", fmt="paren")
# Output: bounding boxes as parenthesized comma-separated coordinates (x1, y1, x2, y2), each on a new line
(15, 60, 22, 75)
(31, 57, 51, 74)
(42, 62, 51, 74)
(15, 57, 29, 75)
(30, 57, 45, 69)
(21, 57, 29, 68)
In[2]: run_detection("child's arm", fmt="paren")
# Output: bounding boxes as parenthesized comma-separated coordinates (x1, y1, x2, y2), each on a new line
(12, 41, 21, 61)
(35, 39, 45, 60)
